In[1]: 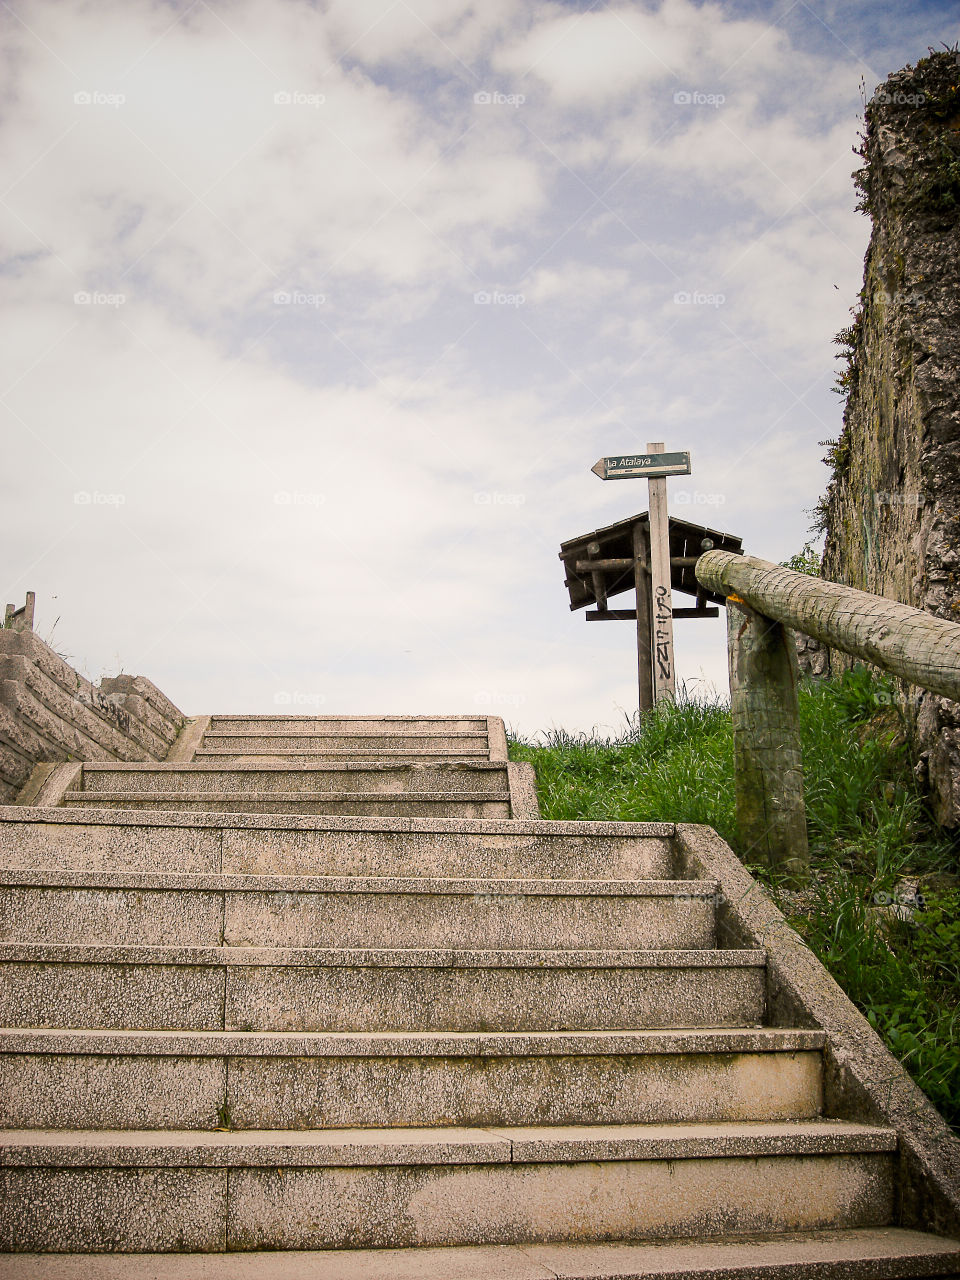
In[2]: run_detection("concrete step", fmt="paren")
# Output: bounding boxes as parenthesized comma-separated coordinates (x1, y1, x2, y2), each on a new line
(61, 791, 513, 818)
(8, 1228, 955, 1278)
(0, 811, 677, 879)
(0, 870, 719, 950)
(0, 1027, 825, 1131)
(74, 762, 512, 797)
(0, 944, 766, 1032)
(206, 716, 491, 735)
(199, 732, 491, 747)
(195, 747, 490, 762)
(0, 1121, 896, 1253)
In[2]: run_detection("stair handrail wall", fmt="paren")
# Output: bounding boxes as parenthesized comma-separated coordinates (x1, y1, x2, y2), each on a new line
(695, 549, 960, 880)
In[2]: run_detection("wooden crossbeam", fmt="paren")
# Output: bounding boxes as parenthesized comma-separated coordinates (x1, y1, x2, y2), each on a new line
(586, 607, 719, 621)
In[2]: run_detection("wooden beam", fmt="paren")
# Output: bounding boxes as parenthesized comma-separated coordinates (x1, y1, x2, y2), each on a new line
(633, 522, 653, 713)
(698, 549, 960, 701)
(586, 607, 719, 621)
(575, 558, 635, 572)
(725, 595, 809, 884)
(647, 441, 676, 701)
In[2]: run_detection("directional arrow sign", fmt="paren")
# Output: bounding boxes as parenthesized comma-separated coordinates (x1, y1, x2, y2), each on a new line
(591, 451, 691, 481)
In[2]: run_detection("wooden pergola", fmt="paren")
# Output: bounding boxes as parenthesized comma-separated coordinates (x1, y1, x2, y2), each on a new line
(559, 512, 743, 711)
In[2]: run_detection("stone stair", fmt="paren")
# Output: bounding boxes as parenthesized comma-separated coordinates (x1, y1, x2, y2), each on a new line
(0, 714, 958, 1275)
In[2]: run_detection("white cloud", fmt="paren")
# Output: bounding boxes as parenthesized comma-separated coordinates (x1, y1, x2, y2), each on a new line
(1, 0, 902, 734)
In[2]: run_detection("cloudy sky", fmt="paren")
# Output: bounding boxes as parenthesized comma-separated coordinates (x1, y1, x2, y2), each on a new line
(2, 0, 955, 735)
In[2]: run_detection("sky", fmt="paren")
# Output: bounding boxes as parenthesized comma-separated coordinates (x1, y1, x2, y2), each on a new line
(2, 0, 957, 736)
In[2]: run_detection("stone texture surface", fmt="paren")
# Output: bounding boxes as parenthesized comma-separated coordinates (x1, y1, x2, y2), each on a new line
(222, 957, 765, 1033)
(0, 961, 224, 1030)
(64, 792, 513, 819)
(816, 51, 960, 823)
(0, 885, 221, 946)
(0, 1168, 226, 1252)
(223, 1049, 821, 1130)
(220, 887, 713, 951)
(78, 762, 513, 796)
(218, 824, 676, 880)
(3, 1228, 960, 1278)
(225, 1153, 893, 1250)
(2, 721, 956, 1268)
(0, 630, 182, 801)
(0, 1046, 821, 1131)
(0, 816, 222, 875)
(0, 1053, 225, 1128)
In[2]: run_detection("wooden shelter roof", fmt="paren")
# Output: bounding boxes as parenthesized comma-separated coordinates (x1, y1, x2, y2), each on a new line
(559, 512, 743, 611)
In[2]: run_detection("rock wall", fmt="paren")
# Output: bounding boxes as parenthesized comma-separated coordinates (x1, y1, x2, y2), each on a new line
(0, 629, 185, 803)
(817, 50, 960, 823)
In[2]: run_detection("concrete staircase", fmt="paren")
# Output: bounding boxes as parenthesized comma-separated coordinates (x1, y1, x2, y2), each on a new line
(0, 715, 958, 1276)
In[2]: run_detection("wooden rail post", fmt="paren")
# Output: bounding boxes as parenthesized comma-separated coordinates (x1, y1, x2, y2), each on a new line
(726, 593, 809, 882)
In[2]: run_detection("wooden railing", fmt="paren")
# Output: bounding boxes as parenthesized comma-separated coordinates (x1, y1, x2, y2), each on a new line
(695, 550, 960, 883)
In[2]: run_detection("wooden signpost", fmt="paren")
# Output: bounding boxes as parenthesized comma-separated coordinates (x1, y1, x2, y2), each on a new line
(591, 442, 690, 705)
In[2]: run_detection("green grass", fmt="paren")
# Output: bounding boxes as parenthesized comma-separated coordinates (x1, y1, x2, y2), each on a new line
(509, 668, 960, 1131)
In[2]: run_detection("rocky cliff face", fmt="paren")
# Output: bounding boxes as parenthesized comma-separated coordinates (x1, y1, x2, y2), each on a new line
(818, 51, 960, 823)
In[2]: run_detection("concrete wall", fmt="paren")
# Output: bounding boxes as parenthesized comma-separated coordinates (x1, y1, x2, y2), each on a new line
(816, 51, 960, 822)
(0, 631, 184, 803)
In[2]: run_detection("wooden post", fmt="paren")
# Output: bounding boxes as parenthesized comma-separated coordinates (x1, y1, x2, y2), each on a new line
(633, 522, 653, 713)
(726, 594, 809, 883)
(646, 440, 676, 701)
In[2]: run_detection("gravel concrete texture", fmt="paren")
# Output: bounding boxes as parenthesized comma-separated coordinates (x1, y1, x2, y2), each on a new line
(221, 1048, 822, 1130)
(0, 945, 765, 1032)
(0, 874, 715, 949)
(0, 885, 221, 946)
(0, 1051, 226, 1128)
(199, 735, 489, 751)
(0, 1168, 226, 1252)
(0, 960, 225, 1030)
(219, 951, 766, 1034)
(62, 793, 514, 819)
(0, 809, 677, 879)
(0, 815, 221, 875)
(77, 762, 514, 797)
(222, 1152, 894, 1251)
(0, 1043, 823, 1130)
(218, 885, 713, 951)
(3, 1228, 960, 1277)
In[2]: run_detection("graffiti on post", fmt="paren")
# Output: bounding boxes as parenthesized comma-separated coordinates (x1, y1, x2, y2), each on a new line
(654, 584, 673, 682)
